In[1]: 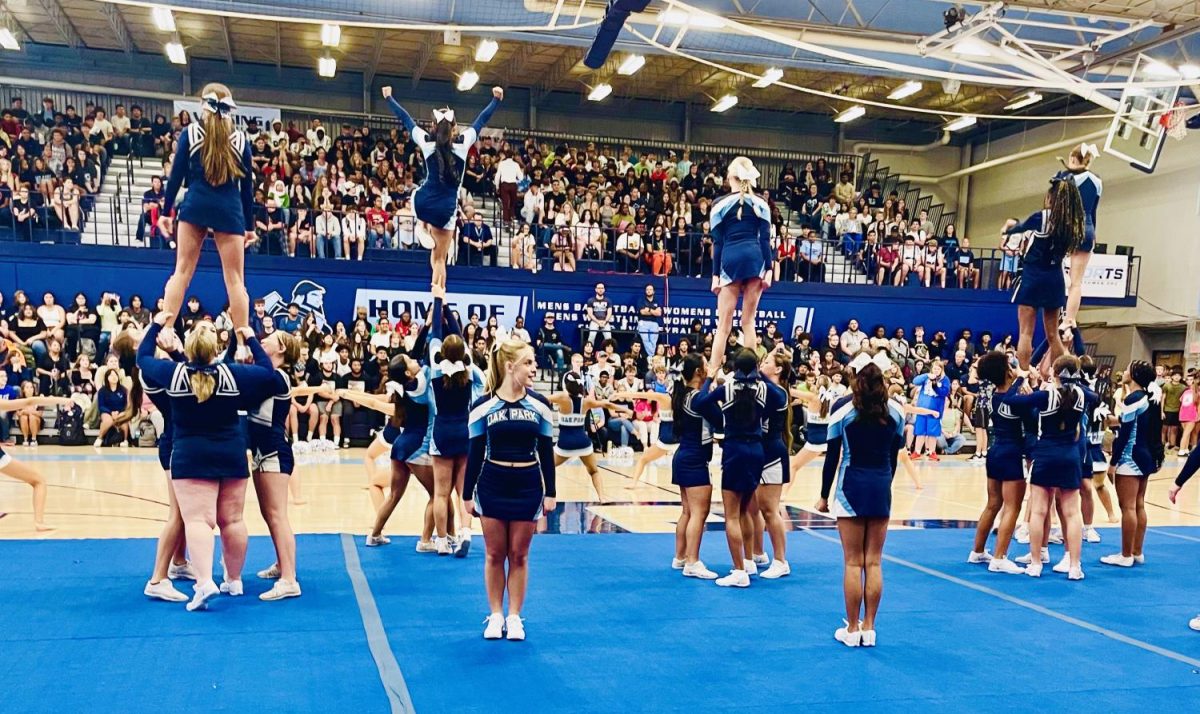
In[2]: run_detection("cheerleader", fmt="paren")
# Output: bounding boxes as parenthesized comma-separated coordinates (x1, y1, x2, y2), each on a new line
(819, 353, 906, 647)
(0, 395, 72, 531)
(970, 351, 1038, 574)
(427, 287, 486, 556)
(336, 388, 405, 512)
(130, 326, 198, 602)
(365, 354, 441, 552)
(786, 375, 834, 497)
(464, 339, 556, 641)
(756, 347, 794, 579)
(1101, 360, 1159, 567)
(692, 349, 786, 587)
(1004, 178, 1085, 370)
(159, 84, 255, 331)
(663, 355, 718, 579)
(1004, 356, 1087, 579)
(1054, 143, 1102, 341)
(550, 372, 617, 503)
(239, 331, 324, 601)
(382, 85, 503, 290)
(708, 157, 773, 371)
(137, 314, 278, 611)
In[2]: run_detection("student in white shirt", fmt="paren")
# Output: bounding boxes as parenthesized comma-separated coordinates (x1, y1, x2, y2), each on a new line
(341, 205, 367, 261)
(315, 203, 343, 259)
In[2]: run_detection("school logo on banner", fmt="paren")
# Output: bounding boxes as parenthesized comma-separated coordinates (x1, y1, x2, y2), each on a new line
(261, 280, 330, 332)
(355, 288, 528, 327)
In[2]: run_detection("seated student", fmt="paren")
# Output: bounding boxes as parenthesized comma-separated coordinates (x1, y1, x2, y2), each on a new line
(875, 238, 898, 286)
(953, 237, 981, 289)
(936, 395, 967, 455)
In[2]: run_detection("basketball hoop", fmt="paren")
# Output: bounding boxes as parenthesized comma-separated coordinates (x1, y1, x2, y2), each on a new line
(1162, 100, 1188, 140)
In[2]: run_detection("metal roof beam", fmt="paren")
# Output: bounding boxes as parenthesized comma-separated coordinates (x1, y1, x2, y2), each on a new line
(535, 47, 580, 103)
(218, 16, 234, 67)
(411, 32, 435, 89)
(101, 3, 134, 55)
(364, 28, 386, 87)
(35, 0, 84, 50)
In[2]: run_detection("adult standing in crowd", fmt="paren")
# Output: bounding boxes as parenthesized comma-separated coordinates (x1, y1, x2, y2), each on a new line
(635, 284, 663, 357)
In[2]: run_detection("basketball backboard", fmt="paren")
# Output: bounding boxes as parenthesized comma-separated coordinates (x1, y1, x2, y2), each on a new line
(1105, 54, 1181, 174)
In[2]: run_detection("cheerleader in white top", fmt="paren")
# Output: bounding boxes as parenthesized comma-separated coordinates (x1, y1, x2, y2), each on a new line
(785, 374, 835, 499)
(1054, 143, 1103, 340)
(383, 85, 503, 290)
(159, 83, 255, 332)
(547, 371, 619, 503)
(0, 395, 72, 531)
(708, 156, 773, 372)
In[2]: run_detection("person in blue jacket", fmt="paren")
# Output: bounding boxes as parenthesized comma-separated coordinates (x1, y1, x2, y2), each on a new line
(158, 83, 256, 333)
(138, 312, 278, 611)
(1101, 360, 1160, 568)
(707, 156, 773, 373)
(1002, 178, 1085, 370)
(910, 360, 950, 461)
(382, 85, 503, 290)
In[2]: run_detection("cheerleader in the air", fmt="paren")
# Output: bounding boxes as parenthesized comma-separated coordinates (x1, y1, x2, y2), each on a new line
(1003, 178, 1085, 371)
(1055, 143, 1102, 346)
(159, 83, 256, 331)
(708, 156, 773, 372)
(383, 85, 503, 290)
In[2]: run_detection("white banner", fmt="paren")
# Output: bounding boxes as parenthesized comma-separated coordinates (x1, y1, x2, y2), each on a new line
(1064, 253, 1130, 299)
(173, 100, 281, 131)
(355, 289, 528, 329)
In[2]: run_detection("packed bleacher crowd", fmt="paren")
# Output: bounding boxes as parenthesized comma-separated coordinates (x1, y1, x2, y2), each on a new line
(9, 283, 1192, 463)
(0, 90, 1003, 288)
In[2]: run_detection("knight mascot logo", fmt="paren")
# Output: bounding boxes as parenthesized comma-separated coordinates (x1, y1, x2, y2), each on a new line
(261, 280, 330, 332)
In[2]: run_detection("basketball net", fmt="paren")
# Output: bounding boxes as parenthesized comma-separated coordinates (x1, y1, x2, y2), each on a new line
(1161, 100, 1189, 140)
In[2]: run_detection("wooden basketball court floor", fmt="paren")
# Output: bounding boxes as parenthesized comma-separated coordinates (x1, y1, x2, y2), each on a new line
(3, 445, 1200, 539)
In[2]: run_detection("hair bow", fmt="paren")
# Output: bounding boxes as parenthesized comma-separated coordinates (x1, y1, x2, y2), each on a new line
(848, 351, 893, 373)
(817, 386, 830, 402)
(201, 93, 237, 117)
(1078, 143, 1100, 160)
(1057, 366, 1080, 381)
(433, 108, 456, 124)
(385, 381, 405, 398)
(733, 163, 760, 184)
(439, 359, 466, 377)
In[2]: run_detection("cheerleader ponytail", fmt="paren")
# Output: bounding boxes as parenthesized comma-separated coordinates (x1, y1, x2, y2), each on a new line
(727, 156, 759, 221)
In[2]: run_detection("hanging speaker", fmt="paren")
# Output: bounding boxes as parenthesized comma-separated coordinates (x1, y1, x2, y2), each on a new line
(584, 0, 653, 69)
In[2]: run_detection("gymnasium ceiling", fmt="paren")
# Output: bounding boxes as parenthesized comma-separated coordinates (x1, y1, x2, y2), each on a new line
(0, 1, 1197, 124)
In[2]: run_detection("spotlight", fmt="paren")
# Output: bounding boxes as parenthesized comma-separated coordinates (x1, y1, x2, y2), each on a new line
(943, 6, 965, 30)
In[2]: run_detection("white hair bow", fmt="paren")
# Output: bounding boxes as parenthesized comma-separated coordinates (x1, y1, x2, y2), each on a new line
(733, 162, 760, 183)
(433, 108, 456, 124)
(849, 351, 894, 373)
(201, 92, 237, 117)
(1079, 143, 1100, 160)
(385, 381, 405, 398)
(439, 359, 466, 377)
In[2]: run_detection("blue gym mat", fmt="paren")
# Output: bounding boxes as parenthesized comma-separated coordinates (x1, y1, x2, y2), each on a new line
(2, 528, 1200, 712)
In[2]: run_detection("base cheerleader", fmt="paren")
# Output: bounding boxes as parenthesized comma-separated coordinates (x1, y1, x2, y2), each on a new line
(970, 351, 1037, 574)
(755, 348, 794, 579)
(138, 315, 278, 611)
(551, 372, 617, 503)
(1101, 360, 1159, 568)
(383, 86, 503, 289)
(464, 339, 556, 641)
(0, 395, 71, 531)
(692, 349, 785, 587)
(159, 83, 255, 331)
(820, 353, 906, 647)
(708, 157, 773, 369)
(662, 355, 717, 579)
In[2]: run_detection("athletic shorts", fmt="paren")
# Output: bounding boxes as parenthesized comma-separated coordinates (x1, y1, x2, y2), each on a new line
(1164, 411, 1181, 427)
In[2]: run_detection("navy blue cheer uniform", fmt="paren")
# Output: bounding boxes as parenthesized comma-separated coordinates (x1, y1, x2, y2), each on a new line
(1072, 380, 1101, 474)
(671, 389, 713, 488)
(761, 381, 790, 485)
(654, 405, 678, 450)
(986, 377, 1039, 482)
(427, 297, 485, 458)
(709, 192, 773, 287)
(692, 373, 781, 494)
(386, 96, 499, 230)
(1053, 168, 1102, 252)
(1085, 393, 1110, 472)
(821, 396, 906, 518)
(465, 391, 556, 521)
(0, 444, 10, 469)
(1007, 209, 1067, 311)
(139, 347, 186, 471)
(1007, 385, 1086, 490)
(376, 422, 402, 448)
(137, 323, 277, 479)
(1111, 390, 1157, 478)
(219, 336, 293, 475)
(553, 394, 593, 458)
(163, 122, 255, 236)
(389, 372, 431, 465)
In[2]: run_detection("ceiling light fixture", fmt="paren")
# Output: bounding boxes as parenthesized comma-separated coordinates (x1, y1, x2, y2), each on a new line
(945, 115, 977, 131)
(617, 54, 645, 75)
(888, 81, 922, 100)
(1004, 91, 1042, 111)
(457, 70, 480, 91)
(475, 39, 499, 63)
(318, 55, 337, 78)
(320, 23, 341, 48)
(711, 94, 738, 113)
(753, 67, 783, 88)
(151, 7, 176, 33)
(834, 105, 866, 123)
(588, 83, 613, 102)
(164, 40, 186, 65)
(0, 28, 18, 51)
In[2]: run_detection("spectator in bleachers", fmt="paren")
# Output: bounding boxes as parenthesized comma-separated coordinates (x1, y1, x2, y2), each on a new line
(536, 313, 567, 371)
(64, 292, 99, 359)
(459, 211, 498, 267)
(290, 205, 314, 257)
(615, 224, 644, 273)
(365, 195, 392, 249)
(93, 367, 130, 448)
(840, 319, 867, 360)
(921, 238, 947, 288)
(138, 175, 166, 245)
(315, 201, 342, 259)
(509, 222, 536, 271)
(35, 337, 70, 396)
(645, 225, 673, 276)
(953, 237, 980, 289)
(50, 176, 82, 230)
(255, 197, 287, 256)
(798, 228, 825, 283)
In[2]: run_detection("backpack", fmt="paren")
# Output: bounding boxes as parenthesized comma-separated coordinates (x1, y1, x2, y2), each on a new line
(137, 419, 158, 448)
(56, 404, 86, 446)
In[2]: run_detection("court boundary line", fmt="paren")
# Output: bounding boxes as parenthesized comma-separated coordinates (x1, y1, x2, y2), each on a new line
(1146, 527, 1200, 543)
(801, 528, 1200, 669)
(340, 533, 415, 714)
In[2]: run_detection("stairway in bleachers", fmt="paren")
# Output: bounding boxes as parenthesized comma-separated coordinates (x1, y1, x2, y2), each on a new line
(858, 153, 958, 238)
